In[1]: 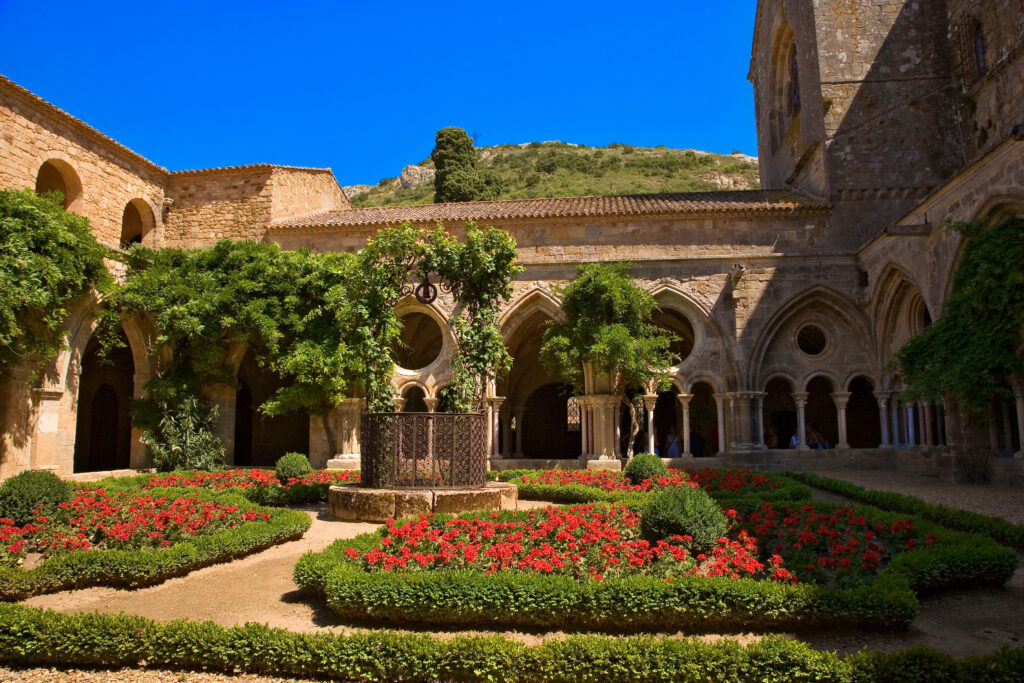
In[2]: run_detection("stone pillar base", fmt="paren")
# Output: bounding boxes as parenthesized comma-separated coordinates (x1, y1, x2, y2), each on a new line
(582, 456, 623, 471)
(326, 456, 361, 470)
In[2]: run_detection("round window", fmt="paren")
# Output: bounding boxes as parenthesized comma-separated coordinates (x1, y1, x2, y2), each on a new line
(796, 324, 827, 356)
(392, 312, 443, 370)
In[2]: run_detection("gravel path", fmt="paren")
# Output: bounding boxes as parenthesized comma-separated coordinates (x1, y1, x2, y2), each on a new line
(12, 480, 1024, 681)
(813, 469, 1024, 525)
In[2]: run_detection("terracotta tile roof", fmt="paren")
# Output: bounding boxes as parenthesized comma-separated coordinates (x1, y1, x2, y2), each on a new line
(0, 73, 168, 175)
(170, 163, 335, 177)
(272, 190, 829, 229)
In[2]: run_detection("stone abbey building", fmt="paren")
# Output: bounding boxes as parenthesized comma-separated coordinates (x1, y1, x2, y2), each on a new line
(1, 0, 1022, 482)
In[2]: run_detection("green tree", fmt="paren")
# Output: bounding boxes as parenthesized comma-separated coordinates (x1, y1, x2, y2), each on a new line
(539, 262, 677, 457)
(0, 189, 111, 380)
(891, 217, 1024, 420)
(431, 127, 503, 203)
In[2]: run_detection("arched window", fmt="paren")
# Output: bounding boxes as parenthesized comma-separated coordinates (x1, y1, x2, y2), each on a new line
(120, 199, 154, 247)
(973, 21, 987, 75)
(35, 159, 83, 210)
(787, 48, 801, 115)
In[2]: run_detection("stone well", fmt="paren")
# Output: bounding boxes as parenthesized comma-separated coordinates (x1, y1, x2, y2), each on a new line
(328, 481, 518, 523)
(328, 411, 518, 522)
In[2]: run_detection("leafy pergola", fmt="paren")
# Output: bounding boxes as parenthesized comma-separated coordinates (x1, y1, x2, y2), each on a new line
(98, 222, 521, 454)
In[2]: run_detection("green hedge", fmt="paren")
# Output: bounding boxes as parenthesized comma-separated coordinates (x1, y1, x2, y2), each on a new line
(295, 503, 1016, 633)
(1, 603, 1021, 682)
(0, 489, 310, 601)
(494, 469, 812, 508)
(785, 472, 1024, 548)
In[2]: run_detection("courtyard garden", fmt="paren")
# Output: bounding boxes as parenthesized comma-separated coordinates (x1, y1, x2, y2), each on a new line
(0, 459, 1021, 681)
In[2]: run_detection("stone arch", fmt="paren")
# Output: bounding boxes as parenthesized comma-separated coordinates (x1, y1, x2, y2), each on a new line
(762, 374, 797, 448)
(499, 287, 563, 344)
(873, 264, 931, 369)
(804, 374, 838, 448)
(35, 158, 83, 211)
(648, 282, 735, 382)
(768, 22, 800, 151)
(120, 198, 156, 247)
(748, 286, 874, 391)
(846, 375, 881, 448)
(401, 384, 429, 413)
(233, 351, 309, 466)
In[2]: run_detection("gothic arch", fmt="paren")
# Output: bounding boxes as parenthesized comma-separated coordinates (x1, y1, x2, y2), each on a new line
(500, 287, 563, 344)
(873, 264, 931, 366)
(748, 286, 874, 390)
(647, 282, 736, 381)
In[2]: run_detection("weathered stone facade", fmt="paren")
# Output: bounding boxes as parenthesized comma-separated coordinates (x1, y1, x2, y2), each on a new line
(1, 0, 1022, 481)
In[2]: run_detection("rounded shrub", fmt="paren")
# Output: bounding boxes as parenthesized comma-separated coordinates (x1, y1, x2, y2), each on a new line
(275, 452, 313, 484)
(0, 470, 74, 525)
(640, 485, 729, 554)
(623, 452, 669, 486)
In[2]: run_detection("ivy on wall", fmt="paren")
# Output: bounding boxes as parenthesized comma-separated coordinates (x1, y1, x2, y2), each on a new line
(892, 217, 1024, 419)
(0, 190, 111, 380)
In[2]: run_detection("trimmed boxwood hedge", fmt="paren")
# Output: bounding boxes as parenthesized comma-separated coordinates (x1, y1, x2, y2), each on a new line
(0, 488, 311, 601)
(492, 469, 812, 509)
(1, 603, 1022, 682)
(785, 471, 1024, 548)
(294, 502, 1017, 633)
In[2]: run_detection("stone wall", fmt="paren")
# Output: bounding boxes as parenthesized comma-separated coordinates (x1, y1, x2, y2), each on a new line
(163, 168, 275, 247)
(267, 167, 350, 223)
(0, 77, 167, 249)
(947, 0, 1024, 161)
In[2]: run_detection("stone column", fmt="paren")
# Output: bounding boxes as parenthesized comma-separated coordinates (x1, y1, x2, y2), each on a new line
(1000, 399, 1013, 453)
(713, 393, 727, 455)
(877, 392, 891, 447)
(502, 404, 513, 458)
(29, 388, 63, 472)
(936, 403, 946, 446)
(923, 403, 934, 447)
(1013, 381, 1024, 458)
(678, 392, 692, 456)
(754, 392, 766, 449)
(831, 391, 851, 449)
(580, 397, 589, 457)
(513, 407, 525, 457)
(489, 397, 504, 457)
(203, 383, 237, 465)
(423, 397, 439, 413)
(906, 403, 917, 446)
(792, 392, 809, 450)
(643, 394, 658, 454)
(943, 394, 960, 447)
(890, 399, 902, 448)
(393, 396, 406, 412)
(733, 392, 756, 448)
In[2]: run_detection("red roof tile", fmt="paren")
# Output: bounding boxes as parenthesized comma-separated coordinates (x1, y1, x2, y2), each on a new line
(271, 190, 829, 230)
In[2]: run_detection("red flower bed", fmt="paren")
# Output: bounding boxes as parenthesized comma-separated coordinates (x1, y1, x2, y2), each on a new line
(735, 501, 935, 586)
(520, 470, 695, 492)
(0, 490, 272, 567)
(344, 504, 789, 582)
(143, 468, 359, 491)
(681, 468, 784, 494)
(519, 467, 781, 495)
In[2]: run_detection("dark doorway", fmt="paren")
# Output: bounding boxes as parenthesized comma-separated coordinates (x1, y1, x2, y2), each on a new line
(73, 333, 134, 472)
(847, 376, 882, 448)
(234, 354, 309, 466)
(763, 377, 796, 448)
(523, 383, 579, 458)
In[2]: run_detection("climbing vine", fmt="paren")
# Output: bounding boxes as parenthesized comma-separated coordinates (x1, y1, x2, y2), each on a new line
(0, 189, 111, 380)
(98, 222, 519, 452)
(891, 217, 1024, 419)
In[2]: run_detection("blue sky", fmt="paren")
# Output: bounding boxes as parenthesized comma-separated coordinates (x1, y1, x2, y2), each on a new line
(0, 1, 759, 186)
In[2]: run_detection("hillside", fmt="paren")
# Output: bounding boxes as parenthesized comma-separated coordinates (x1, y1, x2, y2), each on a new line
(345, 142, 759, 207)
